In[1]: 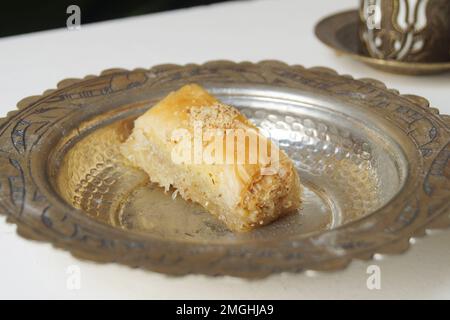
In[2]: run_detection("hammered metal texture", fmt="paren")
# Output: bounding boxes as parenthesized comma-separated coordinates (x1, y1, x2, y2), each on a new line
(57, 106, 387, 242)
(0, 61, 449, 278)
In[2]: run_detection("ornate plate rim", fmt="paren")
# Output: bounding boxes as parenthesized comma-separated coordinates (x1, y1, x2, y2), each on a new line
(0, 60, 449, 278)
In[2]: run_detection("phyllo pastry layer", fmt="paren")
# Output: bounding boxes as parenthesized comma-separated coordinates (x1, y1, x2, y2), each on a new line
(120, 84, 301, 232)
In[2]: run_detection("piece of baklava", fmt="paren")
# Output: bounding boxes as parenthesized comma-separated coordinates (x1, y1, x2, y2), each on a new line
(120, 84, 301, 232)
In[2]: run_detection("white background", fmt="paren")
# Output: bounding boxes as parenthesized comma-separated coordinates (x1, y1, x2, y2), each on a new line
(0, 0, 449, 299)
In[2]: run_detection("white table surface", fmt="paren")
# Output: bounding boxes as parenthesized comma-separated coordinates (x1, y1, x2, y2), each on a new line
(0, 0, 449, 300)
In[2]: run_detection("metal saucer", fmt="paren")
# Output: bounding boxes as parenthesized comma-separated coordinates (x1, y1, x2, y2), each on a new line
(315, 10, 450, 75)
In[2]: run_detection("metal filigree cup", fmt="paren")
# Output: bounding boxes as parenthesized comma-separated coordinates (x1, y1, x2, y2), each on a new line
(0, 61, 449, 277)
(359, 0, 450, 62)
(315, 10, 450, 75)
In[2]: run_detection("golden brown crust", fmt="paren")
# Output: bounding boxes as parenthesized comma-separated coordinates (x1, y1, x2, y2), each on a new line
(121, 84, 302, 232)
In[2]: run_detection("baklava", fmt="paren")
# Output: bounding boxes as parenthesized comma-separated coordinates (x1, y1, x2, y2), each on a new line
(120, 84, 301, 232)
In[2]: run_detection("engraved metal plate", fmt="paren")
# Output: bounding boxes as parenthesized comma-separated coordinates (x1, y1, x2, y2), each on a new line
(1, 61, 449, 277)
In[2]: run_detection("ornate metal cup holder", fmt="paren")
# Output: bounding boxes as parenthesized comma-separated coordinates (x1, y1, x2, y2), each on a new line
(315, 10, 450, 75)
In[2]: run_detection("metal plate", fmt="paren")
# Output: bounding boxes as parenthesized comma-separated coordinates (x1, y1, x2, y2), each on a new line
(0, 61, 449, 277)
(315, 10, 450, 75)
